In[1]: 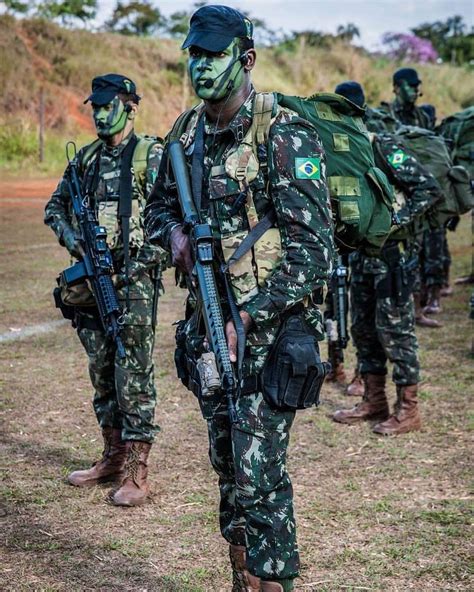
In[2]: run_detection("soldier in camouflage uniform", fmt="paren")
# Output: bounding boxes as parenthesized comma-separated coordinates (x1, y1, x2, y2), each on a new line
(333, 81, 442, 435)
(44, 74, 164, 506)
(379, 68, 433, 130)
(379, 68, 449, 321)
(145, 6, 334, 591)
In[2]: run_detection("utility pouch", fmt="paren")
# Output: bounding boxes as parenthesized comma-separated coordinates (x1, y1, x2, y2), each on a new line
(261, 314, 330, 411)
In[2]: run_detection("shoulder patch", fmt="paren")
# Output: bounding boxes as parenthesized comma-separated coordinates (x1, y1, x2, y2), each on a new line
(387, 149, 408, 169)
(295, 157, 321, 180)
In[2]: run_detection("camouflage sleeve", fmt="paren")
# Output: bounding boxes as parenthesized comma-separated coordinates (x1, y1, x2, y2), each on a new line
(129, 141, 169, 277)
(374, 133, 442, 226)
(241, 116, 335, 326)
(44, 170, 72, 242)
(144, 145, 182, 250)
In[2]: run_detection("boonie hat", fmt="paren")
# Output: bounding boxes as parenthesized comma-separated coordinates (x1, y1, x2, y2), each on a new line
(84, 73, 139, 105)
(182, 5, 253, 52)
(393, 68, 422, 86)
(335, 81, 366, 108)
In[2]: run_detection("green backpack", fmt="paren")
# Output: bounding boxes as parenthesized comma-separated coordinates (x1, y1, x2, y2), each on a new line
(395, 125, 473, 224)
(277, 93, 395, 253)
(437, 106, 474, 179)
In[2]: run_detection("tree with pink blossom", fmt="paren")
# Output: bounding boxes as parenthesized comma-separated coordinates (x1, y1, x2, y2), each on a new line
(382, 32, 438, 63)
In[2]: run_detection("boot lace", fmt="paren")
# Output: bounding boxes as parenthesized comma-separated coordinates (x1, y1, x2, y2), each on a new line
(124, 443, 141, 483)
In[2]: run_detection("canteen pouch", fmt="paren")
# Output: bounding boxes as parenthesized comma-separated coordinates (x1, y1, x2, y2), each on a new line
(261, 314, 331, 410)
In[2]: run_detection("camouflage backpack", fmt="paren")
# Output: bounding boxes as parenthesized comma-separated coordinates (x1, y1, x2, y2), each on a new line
(437, 106, 474, 179)
(276, 93, 395, 253)
(395, 125, 473, 224)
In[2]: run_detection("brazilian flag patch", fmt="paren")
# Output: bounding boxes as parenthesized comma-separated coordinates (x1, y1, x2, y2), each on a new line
(388, 149, 408, 169)
(295, 157, 321, 180)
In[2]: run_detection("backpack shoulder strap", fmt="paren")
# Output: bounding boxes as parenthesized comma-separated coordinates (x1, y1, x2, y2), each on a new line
(79, 138, 103, 170)
(250, 92, 279, 170)
(167, 104, 204, 144)
(132, 135, 162, 186)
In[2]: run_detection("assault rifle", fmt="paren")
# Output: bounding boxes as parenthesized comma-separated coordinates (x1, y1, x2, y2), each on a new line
(60, 142, 126, 358)
(169, 140, 238, 423)
(326, 255, 349, 352)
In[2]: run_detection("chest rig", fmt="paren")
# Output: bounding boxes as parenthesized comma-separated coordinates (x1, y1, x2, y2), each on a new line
(172, 94, 283, 306)
(80, 135, 154, 255)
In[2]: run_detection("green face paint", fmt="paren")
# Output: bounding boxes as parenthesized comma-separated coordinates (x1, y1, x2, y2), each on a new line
(398, 80, 419, 106)
(188, 39, 245, 101)
(92, 96, 128, 139)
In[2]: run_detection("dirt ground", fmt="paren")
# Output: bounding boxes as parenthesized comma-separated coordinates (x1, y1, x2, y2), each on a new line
(0, 184, 472, 592)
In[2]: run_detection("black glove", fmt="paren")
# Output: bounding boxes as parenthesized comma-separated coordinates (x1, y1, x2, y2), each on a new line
(60, 225, 81, 258)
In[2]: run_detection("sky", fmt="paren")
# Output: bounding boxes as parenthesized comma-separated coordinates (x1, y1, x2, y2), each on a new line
(93, 0, 473, 49)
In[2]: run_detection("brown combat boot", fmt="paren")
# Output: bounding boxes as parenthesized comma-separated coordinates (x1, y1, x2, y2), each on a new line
(423, 285, 442, 315)
(333, 373, 389, 424)
(109, 441, 152, 506)
(67, 427, 127, 487)
(372, 384, 421, 435)
(414, 293, 442, 328)
(325, 343, 347, 384)
(325, 361, 347, 384)
(229, 545, 261, 592)
(346, 370, 364, 396)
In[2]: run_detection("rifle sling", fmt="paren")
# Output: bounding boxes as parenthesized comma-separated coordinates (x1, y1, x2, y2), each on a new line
(191, 115, 206, 214)
(119, 134, 138, 310)
(223, 209, 277, 271)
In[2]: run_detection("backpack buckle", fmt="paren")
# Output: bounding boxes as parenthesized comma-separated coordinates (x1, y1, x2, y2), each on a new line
(235, 166, 247, 181)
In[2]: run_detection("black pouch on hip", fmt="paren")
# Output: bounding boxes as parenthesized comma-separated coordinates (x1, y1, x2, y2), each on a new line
(261, 314, 330, 411)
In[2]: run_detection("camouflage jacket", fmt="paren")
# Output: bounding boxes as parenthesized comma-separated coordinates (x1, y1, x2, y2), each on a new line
(372, 132, 442, 237)
(145, 90, 334, 340)
(379, 99, 433, 130)
(45, 132, 165, 297)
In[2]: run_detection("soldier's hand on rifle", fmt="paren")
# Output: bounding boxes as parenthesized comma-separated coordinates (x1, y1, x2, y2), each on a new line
(60, 224, 81, 259)
(170, 225, 194, 275)
(225, 311, 253, 363)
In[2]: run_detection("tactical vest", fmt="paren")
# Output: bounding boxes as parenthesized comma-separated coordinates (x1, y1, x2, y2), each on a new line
(79, 135, 159, 252)
(169, 95, 283, 306)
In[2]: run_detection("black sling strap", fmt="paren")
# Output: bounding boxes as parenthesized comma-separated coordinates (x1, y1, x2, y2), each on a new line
(191, 115, 206, 214)
(222, 209, 277, 272)
(119, 134, 139, 311)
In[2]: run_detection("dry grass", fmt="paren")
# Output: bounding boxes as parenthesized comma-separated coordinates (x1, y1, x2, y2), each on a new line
(0, 191, 472, 591)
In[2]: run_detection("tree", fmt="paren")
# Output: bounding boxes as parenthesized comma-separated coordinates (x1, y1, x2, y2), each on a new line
(382, 32, 438, 63)
(1, 0, 31, 15)
(36, 0, 97, 25)
(412, 15, 473, 65)
(336, 23, 360, 42)
(105, 0, 164, 36)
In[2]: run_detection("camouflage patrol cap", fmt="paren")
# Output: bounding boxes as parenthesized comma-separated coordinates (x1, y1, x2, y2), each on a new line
(182, 5, 254, 52)
(335, 81, 366, 108)
(84, 73, 140, 105)
(393, 68, 422, 86)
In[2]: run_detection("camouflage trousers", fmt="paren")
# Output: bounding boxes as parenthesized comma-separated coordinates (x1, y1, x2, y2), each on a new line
(420, 227, 450, 288)
(350, 252, 419, 385)
(207, 391, 299, 580)
(77, 292, 159, 443)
